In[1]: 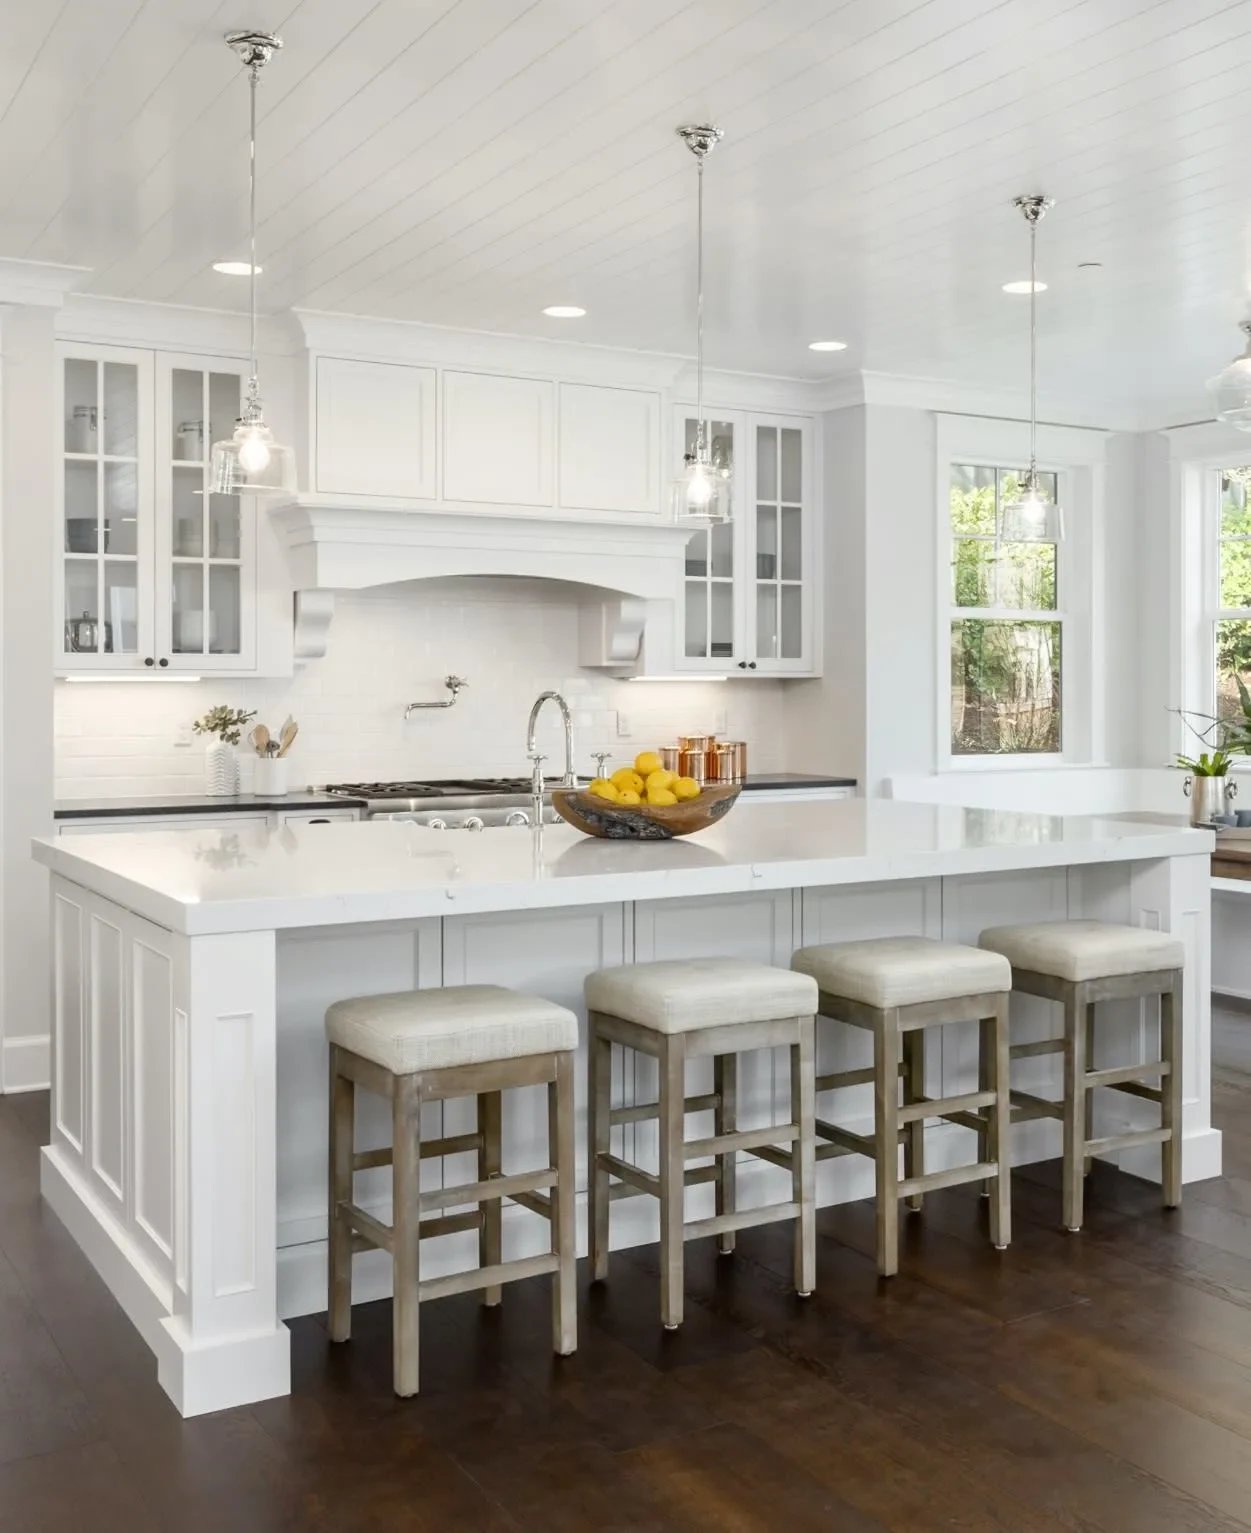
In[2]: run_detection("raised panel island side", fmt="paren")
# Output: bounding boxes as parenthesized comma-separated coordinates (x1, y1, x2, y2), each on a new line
(32, 799, 1216, 1416)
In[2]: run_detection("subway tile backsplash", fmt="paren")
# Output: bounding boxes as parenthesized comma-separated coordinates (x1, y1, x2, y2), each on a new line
(55, 578, 788, 798)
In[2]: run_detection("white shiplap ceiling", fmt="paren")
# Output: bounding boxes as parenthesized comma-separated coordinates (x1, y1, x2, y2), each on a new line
(5, 0, 1251, 420)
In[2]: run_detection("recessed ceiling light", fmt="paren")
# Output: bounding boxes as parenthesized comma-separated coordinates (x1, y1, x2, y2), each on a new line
(1002, 279, 1046, 294)
(808, 339, 847, 352)
(543, 305, 586, 318)
(213, 260, 262, 276)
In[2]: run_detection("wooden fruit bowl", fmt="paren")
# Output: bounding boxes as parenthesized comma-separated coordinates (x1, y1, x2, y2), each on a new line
(551, 784, 741, 840)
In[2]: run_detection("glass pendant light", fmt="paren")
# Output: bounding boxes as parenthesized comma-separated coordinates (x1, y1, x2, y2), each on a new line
(1000, 194, 1063, 542)
(671, 124, 730, 524)
(209, 31, 295, 496)
(1208, 321, 1251, 429)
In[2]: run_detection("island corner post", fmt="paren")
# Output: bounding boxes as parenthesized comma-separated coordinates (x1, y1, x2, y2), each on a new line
(33, 807, 1218, 1416)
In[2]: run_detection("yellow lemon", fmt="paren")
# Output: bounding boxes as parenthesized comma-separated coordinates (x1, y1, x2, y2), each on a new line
(611, 767, 644, 794)
(673, 776, 701, 801)
(589, 779, 620, 802)
(617, 789, 641, 806)
(646, 787, 678, 807)
(634, 750, 664, 778)
(587, 777, 613, 793)
(645, 769, 676, 796)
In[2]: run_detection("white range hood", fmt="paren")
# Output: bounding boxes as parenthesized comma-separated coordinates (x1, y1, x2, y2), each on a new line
(270, 497, 694, 665)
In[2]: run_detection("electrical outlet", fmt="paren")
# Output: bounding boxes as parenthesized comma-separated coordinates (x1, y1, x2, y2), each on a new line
(713, 709, 728, 735)
(615, 711, 631, 738)
(174, 721, 193, 749)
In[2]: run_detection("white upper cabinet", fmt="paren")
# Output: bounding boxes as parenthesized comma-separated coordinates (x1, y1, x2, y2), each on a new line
(315, 356, 435, 499)
(443, 371, 553, 506)
(558, 383, 660, 515)
(57, 343, 291, 677)
(671, 405, 818, 678)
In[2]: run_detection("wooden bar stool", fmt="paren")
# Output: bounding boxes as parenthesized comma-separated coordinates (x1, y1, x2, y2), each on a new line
(791, 937, 1013, 1277)
(585, 957, 818, 1330)
(978, 920, 1184, 1233)
(325, 984, 579, 1396)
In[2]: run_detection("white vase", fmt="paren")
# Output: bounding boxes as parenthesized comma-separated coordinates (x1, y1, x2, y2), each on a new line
(253, 756, 289, 797)
(205, 741, 239, 797)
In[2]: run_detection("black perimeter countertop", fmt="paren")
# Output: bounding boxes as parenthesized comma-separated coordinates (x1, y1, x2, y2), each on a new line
(53, 774, 858, 820)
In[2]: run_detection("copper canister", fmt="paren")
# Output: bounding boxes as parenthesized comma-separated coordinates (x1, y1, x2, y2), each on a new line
(659, 745, 681, 774)
(677, 734, 714, 753)
(677, 749, 708, 785)
(710, 741, 747, 783)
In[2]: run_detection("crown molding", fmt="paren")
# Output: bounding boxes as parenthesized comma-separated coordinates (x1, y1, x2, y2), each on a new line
(55, 294, 296, 358)
(291, 308, 685, 389)
(0, 257, 90, 307)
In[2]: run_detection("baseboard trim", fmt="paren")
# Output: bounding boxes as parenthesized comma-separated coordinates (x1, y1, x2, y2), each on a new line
(2, 1034, 50, 1093)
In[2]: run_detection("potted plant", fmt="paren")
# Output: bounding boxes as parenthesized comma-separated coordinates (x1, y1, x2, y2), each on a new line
(192, 705, 257, 797)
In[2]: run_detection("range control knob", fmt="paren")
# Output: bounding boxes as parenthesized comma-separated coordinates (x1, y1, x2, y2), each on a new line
(463, 816, 486, 832)
(504, 810, 530, 827)
(426, 817, 448, 831)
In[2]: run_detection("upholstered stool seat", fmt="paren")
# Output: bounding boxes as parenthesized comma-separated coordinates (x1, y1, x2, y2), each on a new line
(793, 936, 1010, 1009)
(586, 958, 817, 1031)
(326, 985, 579, 1396)
(978, 921, 1184, 984)
(587, 958, 818, 1329)
(326, 984, 578, 1072)
(977, 920, 1184, 1234)
(793, 936, 1014, 1277)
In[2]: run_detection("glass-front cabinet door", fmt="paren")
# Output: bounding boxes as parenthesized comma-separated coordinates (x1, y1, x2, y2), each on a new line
(670, 406, 814, 676)
(155, 356, 254, 671)
(57, 346, 258, 674)
(57, 347, 155, 670)
(750, 414, 812, 674)
(675, 407, 746, 670)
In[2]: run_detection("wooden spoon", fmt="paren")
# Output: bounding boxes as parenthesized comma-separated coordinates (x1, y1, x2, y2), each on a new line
(249, 723, 270, 758)
(276, 719, 299, 758)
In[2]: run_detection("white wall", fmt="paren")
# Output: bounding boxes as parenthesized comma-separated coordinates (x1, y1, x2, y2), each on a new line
(55, 577, 791, 796)
(2, 306, 58, 1090)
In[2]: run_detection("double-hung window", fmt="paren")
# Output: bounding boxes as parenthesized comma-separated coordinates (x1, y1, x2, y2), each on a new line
(948, 464, 1063, 757)
(1213, 467, 1251, 723)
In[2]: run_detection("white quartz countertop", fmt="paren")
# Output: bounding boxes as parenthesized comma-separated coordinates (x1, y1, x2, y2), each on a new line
(33, 799, 1213, 937)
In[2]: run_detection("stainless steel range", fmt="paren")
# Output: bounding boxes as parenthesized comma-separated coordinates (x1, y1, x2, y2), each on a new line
(322, 779, 563, 829)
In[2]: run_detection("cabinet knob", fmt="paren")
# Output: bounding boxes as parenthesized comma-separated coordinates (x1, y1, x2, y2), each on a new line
(144, 656, 155, 667)
(749, 661, 757, 670)
(158, 657, 169, 668)
(737, 661, 747, 670)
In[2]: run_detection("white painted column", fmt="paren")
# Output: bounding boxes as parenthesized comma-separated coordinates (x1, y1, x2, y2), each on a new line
(160, 928, 289, 1415)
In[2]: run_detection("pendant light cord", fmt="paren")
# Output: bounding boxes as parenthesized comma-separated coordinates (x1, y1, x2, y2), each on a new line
(247, 60, 260, 410)
(695, 152, 705, 463)
(1028, 209, 1037, 485)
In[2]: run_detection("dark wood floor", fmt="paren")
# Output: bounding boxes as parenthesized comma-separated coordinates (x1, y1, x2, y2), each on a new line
(4, 1038, 1251, 1533)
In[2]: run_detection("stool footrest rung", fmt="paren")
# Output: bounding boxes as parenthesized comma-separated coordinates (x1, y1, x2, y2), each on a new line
(345, 1203, 392, 1254)
(610, 1093, 718, 1126)
(898, 1089, 996, 1125)
(943, 1110, 989, 1133)
(352, 1131, 483, 1173)
(1107, 1079, 1164, 1104)
(1011, 1037, 1064, 1060)
(684, 1200, 800, 1243)
(685, 1123, 798, 1160)
(509, 1189, 552, 1219)
(420, 1167, 556, 1215)
(816, 1063, 905, 1092)
(344, 1203, 485, 1255)
(420, 1252, 559, 1304)
(599, 1153, 722, 1200)
(1010, 1089, 1064, 1123)
(898, 1161, 999, 1199)
(815, 1118, 877, 1156)
(1085, 1126, 1171, 1157)
(1084, 1061, 1170, 1090)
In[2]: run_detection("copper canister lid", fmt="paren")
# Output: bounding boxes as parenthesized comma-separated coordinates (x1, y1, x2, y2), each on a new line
(677, 734, 714, 752)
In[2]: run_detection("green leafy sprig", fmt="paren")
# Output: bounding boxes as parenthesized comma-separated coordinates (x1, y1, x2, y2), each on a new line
(192, 705, 257, 746)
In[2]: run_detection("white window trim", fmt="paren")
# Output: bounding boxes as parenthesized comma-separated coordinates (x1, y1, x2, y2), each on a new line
(1170, 419, 1251, 772)
(935, 414, 1107, 773)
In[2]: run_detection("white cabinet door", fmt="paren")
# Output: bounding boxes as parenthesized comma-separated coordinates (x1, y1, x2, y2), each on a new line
(443, 371, 553, 506)
(558, 383, 660, 514)
(315, 357, 436, 499)
(749, 413, 814, 675)
(57, 346, 156, 672)
(672, 406, 747, 673)
(156, 356, 256, 674)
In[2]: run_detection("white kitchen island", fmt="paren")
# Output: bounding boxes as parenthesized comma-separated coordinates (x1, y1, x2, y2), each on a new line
(33, 800, 1217, 1417)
